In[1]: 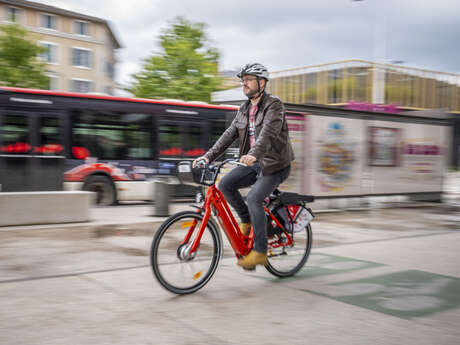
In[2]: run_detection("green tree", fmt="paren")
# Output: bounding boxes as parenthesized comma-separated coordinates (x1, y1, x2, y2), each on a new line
(0, 24, 49, 89)
(129, 17, 221, 102)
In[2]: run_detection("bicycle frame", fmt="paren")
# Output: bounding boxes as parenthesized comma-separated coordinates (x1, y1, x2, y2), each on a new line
(181, 184, 251, 257)
(181, 183, 295, 259)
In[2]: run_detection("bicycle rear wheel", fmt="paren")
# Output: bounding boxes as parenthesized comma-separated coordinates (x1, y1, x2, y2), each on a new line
(150, 211, 222, 294)
(265, 206, 312, 277)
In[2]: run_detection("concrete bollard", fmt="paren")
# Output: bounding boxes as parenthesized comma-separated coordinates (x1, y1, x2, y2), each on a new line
(153, 179, 171, 216)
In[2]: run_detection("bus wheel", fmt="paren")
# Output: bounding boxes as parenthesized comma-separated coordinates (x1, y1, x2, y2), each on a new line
(83, 175, 117, 206)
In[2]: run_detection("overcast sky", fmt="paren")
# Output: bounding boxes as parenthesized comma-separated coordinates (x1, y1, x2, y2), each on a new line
(37, 0, 460, 87)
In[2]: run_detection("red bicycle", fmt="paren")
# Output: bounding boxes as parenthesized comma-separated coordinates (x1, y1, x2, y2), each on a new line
(150, 159, 314, 294)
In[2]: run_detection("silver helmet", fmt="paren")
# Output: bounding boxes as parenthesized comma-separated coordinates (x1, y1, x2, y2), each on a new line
(237, 63, 269, 81)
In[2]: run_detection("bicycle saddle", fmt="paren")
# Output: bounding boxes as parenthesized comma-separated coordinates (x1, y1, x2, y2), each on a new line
(280, 192, 314, 204)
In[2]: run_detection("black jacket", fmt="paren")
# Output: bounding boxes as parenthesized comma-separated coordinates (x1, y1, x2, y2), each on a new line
(204, 92, 294, 175)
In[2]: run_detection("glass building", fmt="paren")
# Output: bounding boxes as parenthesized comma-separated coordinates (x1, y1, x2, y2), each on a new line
(265, 59, 460, 113)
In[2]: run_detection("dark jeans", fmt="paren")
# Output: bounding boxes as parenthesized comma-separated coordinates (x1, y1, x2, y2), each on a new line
(218, 163, 290, 253)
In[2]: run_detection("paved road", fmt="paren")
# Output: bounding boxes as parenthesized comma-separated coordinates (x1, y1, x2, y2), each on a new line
(0, 205, 459, 345)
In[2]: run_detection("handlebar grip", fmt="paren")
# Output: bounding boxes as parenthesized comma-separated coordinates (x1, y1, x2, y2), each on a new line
(195, 159, 207, 168)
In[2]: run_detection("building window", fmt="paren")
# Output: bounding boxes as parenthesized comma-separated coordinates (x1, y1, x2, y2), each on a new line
(304, 73, 317, 103)
(328, 69, 343, 104)
(105, 61, 114, 79)
(72, 48, 91, 68)
(45, 73, 59, 90)
(39, 42, 58, 64)
(6, 7, 20, 22)
(72, 79, 92, 93)
(74, 20, 89, 36)
(40, 14, 57, 30)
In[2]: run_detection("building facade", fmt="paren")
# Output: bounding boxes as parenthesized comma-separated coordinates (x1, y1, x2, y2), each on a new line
(0, 0, 121, 94)
(266, 59, 460, 114)
(215, 60, 460, 114)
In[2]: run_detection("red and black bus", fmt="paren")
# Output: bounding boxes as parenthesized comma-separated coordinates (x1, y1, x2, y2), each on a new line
(0, 87, 239, 205)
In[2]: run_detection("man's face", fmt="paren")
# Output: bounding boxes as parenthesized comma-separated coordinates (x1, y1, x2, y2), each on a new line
(241, 75, 265, 98)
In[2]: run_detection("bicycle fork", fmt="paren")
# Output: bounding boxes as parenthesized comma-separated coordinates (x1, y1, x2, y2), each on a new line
(178, 206, 212, 261)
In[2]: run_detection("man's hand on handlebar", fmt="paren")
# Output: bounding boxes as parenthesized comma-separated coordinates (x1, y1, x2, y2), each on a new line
(193, 156, 209, 168)
(240, 154, 256, 166)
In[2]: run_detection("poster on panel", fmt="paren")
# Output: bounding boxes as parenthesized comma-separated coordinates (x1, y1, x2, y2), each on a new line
(369, 121, 447, 194)
(310, 116, 364, 196)
(398, 123, 447, 192)
(368, 126, 401, 167)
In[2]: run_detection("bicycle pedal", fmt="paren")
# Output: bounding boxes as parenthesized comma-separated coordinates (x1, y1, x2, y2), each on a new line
(242, 266, 256, 271)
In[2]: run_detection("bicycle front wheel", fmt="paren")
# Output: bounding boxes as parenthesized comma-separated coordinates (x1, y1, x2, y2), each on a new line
(150, 211, 222, 294)
(265, 209, 312, 277)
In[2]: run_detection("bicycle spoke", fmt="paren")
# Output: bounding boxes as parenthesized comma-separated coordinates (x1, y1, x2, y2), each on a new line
(151, 211, 221, 294)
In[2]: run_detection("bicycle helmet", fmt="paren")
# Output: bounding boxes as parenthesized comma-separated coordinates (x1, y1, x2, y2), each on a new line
(237, 63, 269, 81)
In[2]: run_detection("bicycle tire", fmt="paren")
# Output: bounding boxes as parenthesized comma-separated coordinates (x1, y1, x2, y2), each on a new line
(265, 205, 312, 277)
(150, 211, 222, 294)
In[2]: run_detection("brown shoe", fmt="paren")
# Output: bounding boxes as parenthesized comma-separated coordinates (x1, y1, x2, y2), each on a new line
(239, 222, 251, 236)
(237, 250, 267, 269)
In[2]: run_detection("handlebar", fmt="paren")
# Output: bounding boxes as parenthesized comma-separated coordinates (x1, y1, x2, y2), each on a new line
(208, 159, 246, 174)
(195, 159, 247, 186)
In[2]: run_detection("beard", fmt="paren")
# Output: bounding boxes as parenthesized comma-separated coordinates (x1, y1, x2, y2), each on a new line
(244, 86, 259, 98)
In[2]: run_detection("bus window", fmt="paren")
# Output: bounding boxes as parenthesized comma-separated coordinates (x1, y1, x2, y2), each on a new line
(126, 128, 151, 159)
(223, 111, 239, 158)
(183, 126, 205, 157)
(159, 124, 182, 157)
(0, 115, 30, 154)
(37, 117, 63, 155)
(210, 120, 226, 147)
(159, 123, 205, 158)
(72, 112, 153, 160)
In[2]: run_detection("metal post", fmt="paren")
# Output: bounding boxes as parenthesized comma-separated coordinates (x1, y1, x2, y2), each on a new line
(153, 179, 171, 216)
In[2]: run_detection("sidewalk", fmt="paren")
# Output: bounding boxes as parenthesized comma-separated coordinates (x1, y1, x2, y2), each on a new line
(0, 203, 459, 345)
(0, 170, 458, 232)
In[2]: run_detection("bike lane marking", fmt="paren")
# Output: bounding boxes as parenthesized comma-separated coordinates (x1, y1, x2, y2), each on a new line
(254, 253, 386, 282)
(303, 270, 460, 319)
(299, 252, 385, 277)
(250, 253, 460, 319)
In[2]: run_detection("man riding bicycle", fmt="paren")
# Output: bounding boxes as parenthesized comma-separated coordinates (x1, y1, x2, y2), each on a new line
(193, 62, 294, 270)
